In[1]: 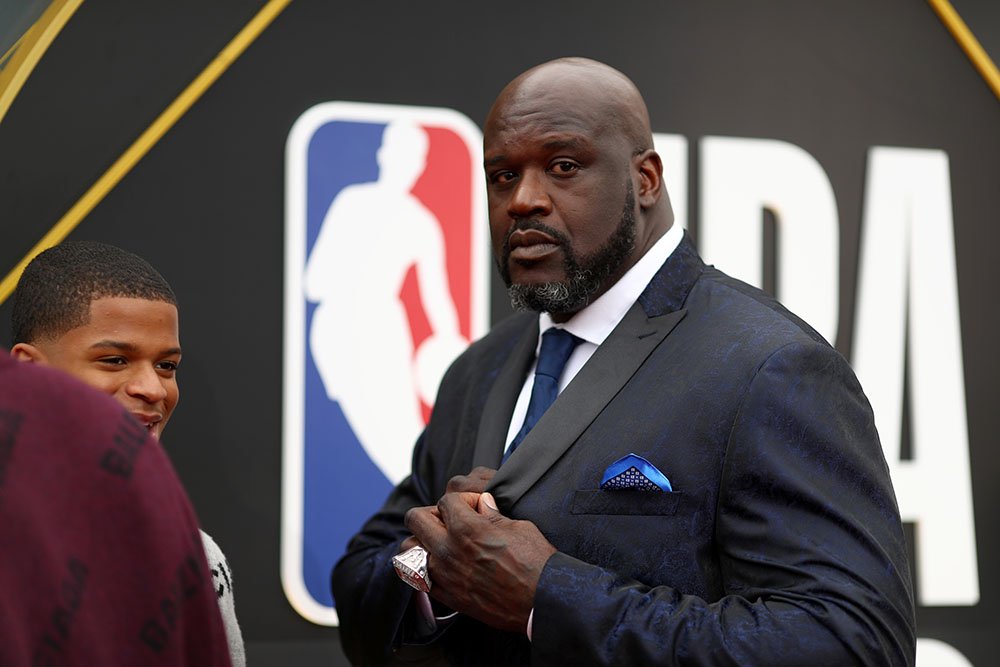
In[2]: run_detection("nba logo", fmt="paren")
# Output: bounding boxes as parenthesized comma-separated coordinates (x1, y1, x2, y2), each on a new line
(282, 102, 489, 625)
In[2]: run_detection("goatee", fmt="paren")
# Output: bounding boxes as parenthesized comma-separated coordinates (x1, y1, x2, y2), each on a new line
(498, 181, 637, 315)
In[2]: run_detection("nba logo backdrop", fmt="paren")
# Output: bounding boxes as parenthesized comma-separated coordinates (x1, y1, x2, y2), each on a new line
(282, 102, 488, 625)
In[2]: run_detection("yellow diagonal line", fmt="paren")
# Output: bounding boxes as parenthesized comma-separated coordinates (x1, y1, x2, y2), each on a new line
(0, 0, 85, 125)
(1, 33, 26, 70)
(928, 0, 1000, 100)
(0, 0, 294, 304)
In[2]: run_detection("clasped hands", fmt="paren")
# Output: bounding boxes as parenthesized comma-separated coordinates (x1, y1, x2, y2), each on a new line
(402, 466, 556, 634)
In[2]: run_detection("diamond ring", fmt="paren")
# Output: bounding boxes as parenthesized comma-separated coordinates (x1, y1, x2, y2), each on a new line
(392, 545, 431, 592)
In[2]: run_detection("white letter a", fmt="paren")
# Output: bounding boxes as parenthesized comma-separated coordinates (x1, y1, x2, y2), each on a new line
(853, 147, 978, 606)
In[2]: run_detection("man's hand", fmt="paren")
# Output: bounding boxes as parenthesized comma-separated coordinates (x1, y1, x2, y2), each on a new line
(405, 490, 556, 634)
(398, 467, 497, 555)
(445, 466, 497, 494)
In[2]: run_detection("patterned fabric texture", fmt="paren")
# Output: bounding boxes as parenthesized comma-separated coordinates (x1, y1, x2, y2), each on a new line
(200, 530, 245, 667)
(0, 352, 232, 666)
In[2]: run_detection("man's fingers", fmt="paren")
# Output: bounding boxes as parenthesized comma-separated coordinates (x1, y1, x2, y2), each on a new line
(404, 505, 447, 547)
(445, 466, 498, 494)
(477, 492, 500, 515)
(437, 491, 485, 527)
(470, 466, 497, 485)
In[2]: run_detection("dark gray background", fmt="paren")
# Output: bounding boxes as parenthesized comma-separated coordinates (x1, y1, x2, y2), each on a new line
(1, 1, 997, 664)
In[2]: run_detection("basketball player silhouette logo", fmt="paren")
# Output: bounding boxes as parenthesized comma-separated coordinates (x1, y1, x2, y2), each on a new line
(283, 102, 487, 624)
(304, 120, 466, 483)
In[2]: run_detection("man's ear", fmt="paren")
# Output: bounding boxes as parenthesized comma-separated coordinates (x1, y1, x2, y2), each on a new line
(10, 342, 46, 363)
(634, 149, 663, 208)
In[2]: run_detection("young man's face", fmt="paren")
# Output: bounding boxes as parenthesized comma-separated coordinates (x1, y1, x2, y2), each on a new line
(13, 297, 181, 439)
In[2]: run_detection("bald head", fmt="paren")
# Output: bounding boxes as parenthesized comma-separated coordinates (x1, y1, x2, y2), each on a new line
(483, 57, 673, 320)
(487, 58, 654, 158)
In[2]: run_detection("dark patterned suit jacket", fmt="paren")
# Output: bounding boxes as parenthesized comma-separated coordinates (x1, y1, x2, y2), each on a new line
(332, 233, 916, 666)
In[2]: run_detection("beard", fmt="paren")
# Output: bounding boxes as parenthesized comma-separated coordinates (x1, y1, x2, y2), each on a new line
(498, 180, 637, 315)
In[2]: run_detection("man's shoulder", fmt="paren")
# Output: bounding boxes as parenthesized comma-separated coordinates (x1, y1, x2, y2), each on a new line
(688, 266, 830, 349)
(199, 530, 228, 566)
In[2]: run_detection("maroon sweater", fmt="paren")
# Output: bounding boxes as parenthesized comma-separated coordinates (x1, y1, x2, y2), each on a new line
(0, 352, 231, 666)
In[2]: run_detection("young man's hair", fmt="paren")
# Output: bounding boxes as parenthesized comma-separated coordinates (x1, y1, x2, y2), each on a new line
(11, 240, 177, 345)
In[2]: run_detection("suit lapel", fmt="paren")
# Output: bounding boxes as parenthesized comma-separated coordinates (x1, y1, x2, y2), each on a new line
(471, 322, 538, 469)
(483, 232, 705, 509)
(488, 302, 687, 508)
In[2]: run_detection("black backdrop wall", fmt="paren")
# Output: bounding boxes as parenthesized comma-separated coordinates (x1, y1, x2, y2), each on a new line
(1, 1, 997, 665)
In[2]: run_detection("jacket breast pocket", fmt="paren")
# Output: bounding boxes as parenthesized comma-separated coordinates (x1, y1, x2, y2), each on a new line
(570, 489, 685, 516)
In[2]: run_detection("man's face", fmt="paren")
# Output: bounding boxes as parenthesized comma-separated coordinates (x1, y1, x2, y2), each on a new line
(23, 297, 181, 439)
(484, 90, 641, 318)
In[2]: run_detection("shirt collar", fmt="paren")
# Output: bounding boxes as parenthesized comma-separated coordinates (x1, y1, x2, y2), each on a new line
(539, 222, 684, 346)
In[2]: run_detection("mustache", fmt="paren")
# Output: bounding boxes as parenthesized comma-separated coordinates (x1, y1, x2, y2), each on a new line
(497, 219, 575, 287)
(501, 219, 570, 255)
(498, 220, 571, 283)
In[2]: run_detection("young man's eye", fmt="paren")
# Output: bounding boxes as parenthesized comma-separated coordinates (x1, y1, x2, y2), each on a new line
(157, 360, 179, 373)
(98, 357, 127, 367)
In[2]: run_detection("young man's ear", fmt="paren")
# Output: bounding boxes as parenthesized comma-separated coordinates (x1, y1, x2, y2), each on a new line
(10, 343, 46, 363)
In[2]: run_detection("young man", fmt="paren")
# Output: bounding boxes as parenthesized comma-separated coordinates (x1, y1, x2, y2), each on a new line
(9, 240, 245, 667)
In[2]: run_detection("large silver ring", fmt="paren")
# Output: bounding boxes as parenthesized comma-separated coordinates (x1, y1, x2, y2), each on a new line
(392, 545, 431, 592)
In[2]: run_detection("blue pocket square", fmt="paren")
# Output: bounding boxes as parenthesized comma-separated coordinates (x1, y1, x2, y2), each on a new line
(600, 453, 672, 492)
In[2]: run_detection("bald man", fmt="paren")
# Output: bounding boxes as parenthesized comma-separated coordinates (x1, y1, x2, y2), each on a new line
(332, 58, 915, 666)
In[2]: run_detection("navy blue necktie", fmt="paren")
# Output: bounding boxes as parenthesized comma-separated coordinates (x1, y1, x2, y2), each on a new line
(502, 328, 582, 463)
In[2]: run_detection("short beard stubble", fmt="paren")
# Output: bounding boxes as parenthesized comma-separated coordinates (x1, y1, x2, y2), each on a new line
(499, 180, 637, 315)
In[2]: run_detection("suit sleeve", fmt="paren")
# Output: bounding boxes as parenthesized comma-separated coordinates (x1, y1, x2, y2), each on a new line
(530, 341, 916, 666)
(331, 430, 452, 666)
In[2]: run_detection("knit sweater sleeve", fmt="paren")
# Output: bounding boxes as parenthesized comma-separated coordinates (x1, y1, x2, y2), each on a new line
(200, 530, 246, 667)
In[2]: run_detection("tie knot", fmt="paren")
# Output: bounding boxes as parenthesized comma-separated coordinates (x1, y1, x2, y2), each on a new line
(535, 328, 581, 380)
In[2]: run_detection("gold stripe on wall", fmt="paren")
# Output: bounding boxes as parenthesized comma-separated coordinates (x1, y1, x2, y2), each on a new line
(0, 0, 294, 304)
(0, 0, 86, 127)
(928, 0, 1000, 100)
